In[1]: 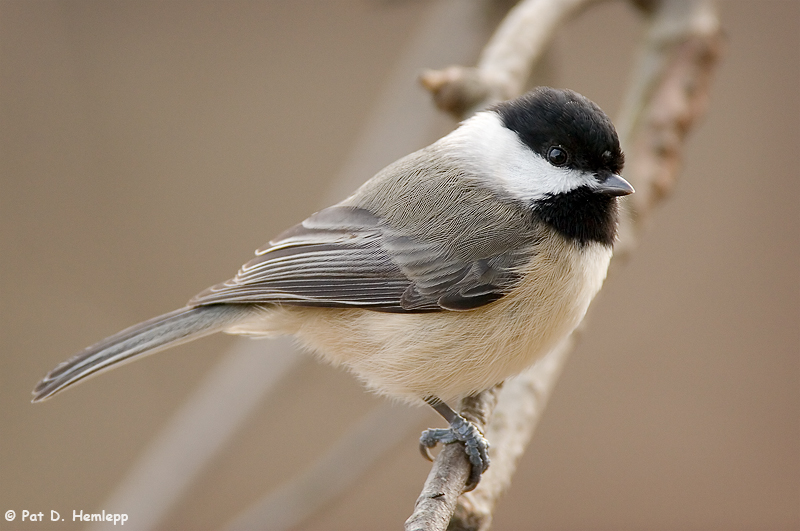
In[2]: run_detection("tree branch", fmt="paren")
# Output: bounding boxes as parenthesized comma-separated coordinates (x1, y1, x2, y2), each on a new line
(407, 1, 724, 529)
(420, 0, 603, 118)
(615, 0, 724, 257)
(406, 388, 502, 531)
(448, 336, 575, 531)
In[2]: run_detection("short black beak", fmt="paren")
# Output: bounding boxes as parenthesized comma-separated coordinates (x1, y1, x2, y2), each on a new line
(595, 173, 635, 196)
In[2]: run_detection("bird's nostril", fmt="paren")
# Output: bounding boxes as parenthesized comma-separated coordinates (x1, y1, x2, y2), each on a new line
(595, 171, 611, 183)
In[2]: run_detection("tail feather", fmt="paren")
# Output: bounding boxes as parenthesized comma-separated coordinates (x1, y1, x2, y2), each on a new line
(32, 304, 253, 402)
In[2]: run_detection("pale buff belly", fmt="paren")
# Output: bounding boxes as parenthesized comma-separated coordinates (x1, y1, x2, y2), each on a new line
(228, 240, 612, 403)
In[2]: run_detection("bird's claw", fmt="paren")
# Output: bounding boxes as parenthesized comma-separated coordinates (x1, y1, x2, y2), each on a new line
(419, 428, 454, 461)
(419, 416, 490, 490)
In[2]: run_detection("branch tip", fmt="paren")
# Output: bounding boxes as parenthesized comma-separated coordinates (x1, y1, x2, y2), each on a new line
(419, 67, 490, 119)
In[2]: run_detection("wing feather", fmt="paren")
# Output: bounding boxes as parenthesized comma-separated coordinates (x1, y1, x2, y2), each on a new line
(190, 205, 531, 312)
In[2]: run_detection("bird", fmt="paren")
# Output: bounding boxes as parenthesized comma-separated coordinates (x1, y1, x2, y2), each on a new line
(33, 86, 632, 489)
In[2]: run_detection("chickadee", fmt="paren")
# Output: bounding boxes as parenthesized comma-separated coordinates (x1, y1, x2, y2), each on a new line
(33, 87, 631, 488)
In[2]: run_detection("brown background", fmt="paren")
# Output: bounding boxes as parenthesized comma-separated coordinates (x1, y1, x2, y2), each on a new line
(1, 1, 798, 530)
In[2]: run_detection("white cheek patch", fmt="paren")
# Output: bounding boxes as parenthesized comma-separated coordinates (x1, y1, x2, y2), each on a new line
(446, 112, 590, 202)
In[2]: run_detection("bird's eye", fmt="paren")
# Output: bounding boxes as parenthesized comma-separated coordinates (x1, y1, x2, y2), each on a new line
(547, 146, 568, 166)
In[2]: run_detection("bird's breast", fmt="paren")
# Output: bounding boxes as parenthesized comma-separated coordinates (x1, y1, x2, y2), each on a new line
(235, 237, 613, 403)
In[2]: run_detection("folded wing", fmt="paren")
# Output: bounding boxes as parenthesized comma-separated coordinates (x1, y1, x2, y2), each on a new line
(189, 205, 529, 312)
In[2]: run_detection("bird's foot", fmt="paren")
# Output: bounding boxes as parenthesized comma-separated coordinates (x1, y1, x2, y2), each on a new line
(419, 414, 490, 491)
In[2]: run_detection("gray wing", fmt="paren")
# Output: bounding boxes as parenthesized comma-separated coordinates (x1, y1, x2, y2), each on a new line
(189, 205, 532, 312)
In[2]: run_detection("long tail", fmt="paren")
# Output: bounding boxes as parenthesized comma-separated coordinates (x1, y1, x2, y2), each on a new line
(32, 304, 254, 402)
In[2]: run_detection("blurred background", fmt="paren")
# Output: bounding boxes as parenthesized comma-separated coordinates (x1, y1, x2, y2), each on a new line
(1, 1, 797, 529)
